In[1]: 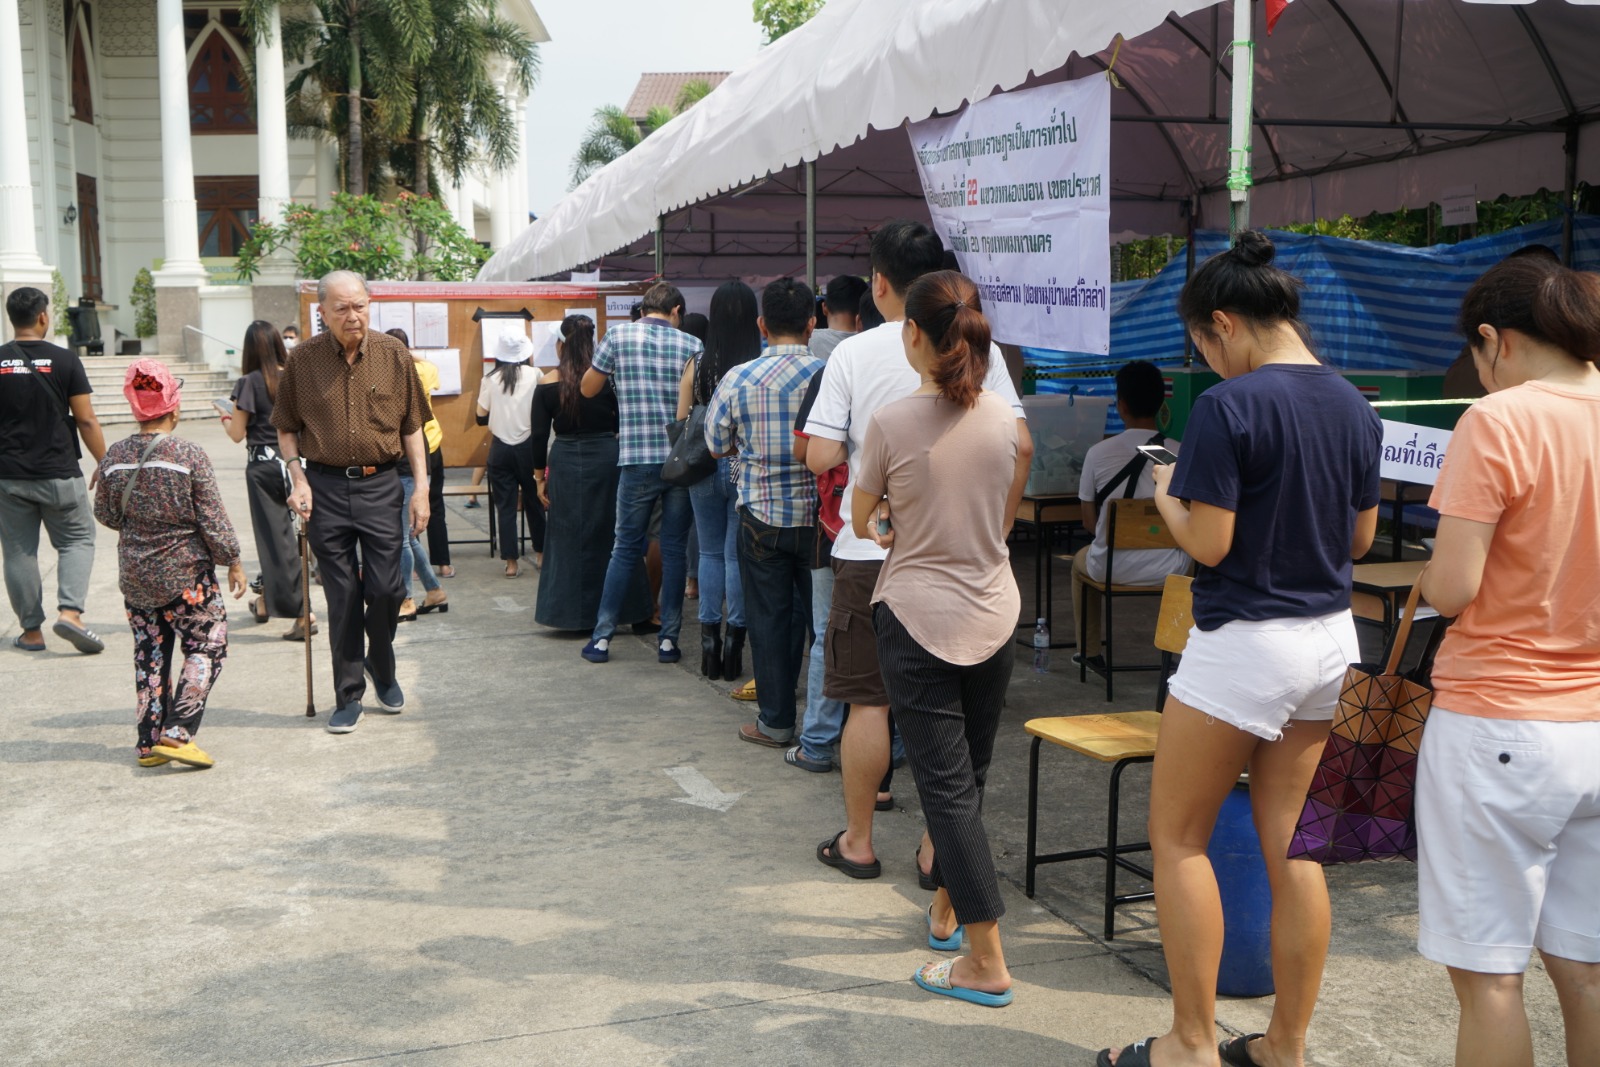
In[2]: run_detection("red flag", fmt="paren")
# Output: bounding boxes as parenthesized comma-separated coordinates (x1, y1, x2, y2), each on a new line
(1266, 0, 1294, 35)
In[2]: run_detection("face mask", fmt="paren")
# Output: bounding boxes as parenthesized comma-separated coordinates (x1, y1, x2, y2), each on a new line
(283, 339, 297, 350)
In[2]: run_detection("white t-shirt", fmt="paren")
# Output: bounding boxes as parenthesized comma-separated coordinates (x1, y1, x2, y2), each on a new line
(476, 361, 539, 445)
(803, 320, 1025, 561)
(1077, 428, 1191, 585)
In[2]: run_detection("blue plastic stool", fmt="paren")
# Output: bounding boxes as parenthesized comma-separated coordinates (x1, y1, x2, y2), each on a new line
(1208, 783, 1275, 997)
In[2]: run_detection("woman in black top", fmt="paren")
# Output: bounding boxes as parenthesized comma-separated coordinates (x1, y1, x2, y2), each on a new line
(532, 316, 651, 631)
(222, 320, 312, 640)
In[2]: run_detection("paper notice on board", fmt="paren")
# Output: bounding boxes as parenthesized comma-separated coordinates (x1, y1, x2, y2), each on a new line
(375, 301, 415, 340)
(529, 321, 561, 368)
(480, 317, 529, 362)
(605, 295, 636, 319)
(414, 303, 450, 348)
(421, 349, 462, 396)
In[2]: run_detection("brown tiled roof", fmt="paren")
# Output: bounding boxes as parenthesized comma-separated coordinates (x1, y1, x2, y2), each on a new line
(624, 72, 730, 120)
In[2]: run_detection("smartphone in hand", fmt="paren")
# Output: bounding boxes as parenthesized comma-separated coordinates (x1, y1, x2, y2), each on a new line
(1137, 444, 1179, 466)
(212, 397, 235, 417)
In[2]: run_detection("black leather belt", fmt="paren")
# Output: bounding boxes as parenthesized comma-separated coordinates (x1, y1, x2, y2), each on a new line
(306, 460, 397, 479)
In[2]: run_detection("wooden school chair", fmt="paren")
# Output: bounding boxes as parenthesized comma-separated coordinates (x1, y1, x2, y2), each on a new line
(1077, 498, 1185, 701)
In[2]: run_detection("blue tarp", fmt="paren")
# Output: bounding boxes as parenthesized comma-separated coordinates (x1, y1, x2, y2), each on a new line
(1026, 215, 1600, 384)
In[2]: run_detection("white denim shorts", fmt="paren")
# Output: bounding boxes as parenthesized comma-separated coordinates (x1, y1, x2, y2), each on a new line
(1167, 609, 1358, 741)
(1416, 707, 1600, 973)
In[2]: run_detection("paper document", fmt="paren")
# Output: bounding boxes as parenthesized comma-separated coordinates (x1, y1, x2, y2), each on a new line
(414, 303, 450, 348)
(421, 349, 461, 396)
(529, 321, 561, 368)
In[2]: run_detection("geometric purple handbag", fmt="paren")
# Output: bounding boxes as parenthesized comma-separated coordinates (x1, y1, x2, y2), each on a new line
(1288, 583, 1433, 864)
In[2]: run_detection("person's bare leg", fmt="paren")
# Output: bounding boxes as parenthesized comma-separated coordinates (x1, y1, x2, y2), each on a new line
(829, 704, 889, 866)
(466, 466, 485, 504)
(944, 919, 1011, 994)
(1541, 952, 1600, 1067)
(1110, 698, 1255, 1067)
(918, 829, 936, 879)
(1449, 968, 1533, 1067)
(1241, 720, 1335, 1067)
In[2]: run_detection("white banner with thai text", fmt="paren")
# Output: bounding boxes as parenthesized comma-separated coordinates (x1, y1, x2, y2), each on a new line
(908, 76, 1111, 352)
(1380, 419, 1452, 486)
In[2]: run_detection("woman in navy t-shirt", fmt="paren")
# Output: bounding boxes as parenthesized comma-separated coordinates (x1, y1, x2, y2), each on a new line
(1099, 232, 1381, 1067)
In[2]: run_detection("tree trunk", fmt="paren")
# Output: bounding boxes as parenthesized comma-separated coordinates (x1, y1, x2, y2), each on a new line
(413, 95, 430, 198)
(346, 12, 364, 196)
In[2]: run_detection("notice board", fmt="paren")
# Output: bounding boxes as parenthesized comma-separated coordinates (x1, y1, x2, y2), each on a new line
(297, 281, 651, 468)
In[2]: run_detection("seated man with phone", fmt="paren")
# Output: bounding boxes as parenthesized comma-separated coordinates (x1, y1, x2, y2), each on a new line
(1072, 360, 1191, 669)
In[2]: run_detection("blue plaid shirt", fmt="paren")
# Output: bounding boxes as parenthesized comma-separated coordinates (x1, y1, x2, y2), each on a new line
(705, 345, 825, 528)
(591, 318, 703, 466)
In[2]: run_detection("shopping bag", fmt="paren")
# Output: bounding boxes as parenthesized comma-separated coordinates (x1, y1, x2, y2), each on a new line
(1288, 582, 1433, 864)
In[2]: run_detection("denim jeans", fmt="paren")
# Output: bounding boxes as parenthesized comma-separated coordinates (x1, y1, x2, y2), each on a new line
(798, 560, 847, 761)
(399, 474, 440, 598)
(737, 507, 814, 741)
(593, 463, 692, 644)
(689, 459, 744, 628)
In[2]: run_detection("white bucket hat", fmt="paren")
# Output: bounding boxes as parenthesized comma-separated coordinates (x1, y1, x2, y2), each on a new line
(496, 332, 533, 362)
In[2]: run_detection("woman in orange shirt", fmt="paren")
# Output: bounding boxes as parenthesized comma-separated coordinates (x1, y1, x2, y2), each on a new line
(1419, 254, 1600, 1067)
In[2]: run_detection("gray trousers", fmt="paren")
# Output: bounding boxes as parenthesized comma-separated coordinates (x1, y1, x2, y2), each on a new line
(0, 476, 96, 632)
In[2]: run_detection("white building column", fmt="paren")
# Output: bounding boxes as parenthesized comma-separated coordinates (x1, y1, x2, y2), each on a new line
(489, 171, 514, 250)
(251, 5, 298, 327)
(0, 0, 53, 339)
(152, 0, 206, 355)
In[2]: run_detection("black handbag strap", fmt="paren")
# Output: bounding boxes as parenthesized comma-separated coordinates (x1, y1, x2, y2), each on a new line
(1094, 432, 1165, 508)
(3, 341, 70, 422)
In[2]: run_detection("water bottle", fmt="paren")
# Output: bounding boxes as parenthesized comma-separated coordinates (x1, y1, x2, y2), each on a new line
(1032, 618, 1050, 673)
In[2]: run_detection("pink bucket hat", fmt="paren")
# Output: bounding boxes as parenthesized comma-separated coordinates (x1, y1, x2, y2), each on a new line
(123, 359, 183, 422)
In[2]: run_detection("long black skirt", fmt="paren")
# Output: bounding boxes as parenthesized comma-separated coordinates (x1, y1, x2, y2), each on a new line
(535, 434, 652, 631)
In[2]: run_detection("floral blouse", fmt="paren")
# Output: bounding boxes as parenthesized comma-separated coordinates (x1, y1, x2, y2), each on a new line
(93, 433, 241, 610)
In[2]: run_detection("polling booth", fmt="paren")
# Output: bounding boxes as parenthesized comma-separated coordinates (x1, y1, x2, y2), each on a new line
(296, 281, 651, 469)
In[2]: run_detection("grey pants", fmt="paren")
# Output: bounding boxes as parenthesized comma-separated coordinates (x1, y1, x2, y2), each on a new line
(0, 476, 96, 632)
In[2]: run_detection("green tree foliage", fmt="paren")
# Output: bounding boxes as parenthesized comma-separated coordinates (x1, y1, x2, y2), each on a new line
(675, 78, 714, 114)
(50, 270, 70, 336)
(130, 268, 158, 339)
(234, 193, 486, 282)
(569, 105, 674, 190)
(753, 0, 823, 42)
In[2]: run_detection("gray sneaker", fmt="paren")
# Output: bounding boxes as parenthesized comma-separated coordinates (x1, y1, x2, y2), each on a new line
(326, 700, 363, 734)
(364, 659, 405, 713)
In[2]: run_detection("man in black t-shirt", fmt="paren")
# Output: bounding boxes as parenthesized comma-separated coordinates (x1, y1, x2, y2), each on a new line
(0, 287, 107, 653)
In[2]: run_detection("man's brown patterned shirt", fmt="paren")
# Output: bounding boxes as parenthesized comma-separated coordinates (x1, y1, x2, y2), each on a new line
(271, 328, 427, 466)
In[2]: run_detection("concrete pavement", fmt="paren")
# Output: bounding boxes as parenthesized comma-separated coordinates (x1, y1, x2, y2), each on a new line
(0, 421, 1568, 1066)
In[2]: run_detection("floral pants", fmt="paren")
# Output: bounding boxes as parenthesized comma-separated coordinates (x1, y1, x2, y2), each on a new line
(128, 570, 228, 756)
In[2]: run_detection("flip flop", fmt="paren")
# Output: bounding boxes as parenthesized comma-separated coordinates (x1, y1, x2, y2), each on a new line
(915, 845, 937, 891)
(912, 959, 1012, 1007)
(12, 635, 44, 652)
(250, 596, 269, 623)
(875, 794, 895, 812)
(1219, 1034, 1265, 1067)
(1096, 1037, 1161, 1067)
(926, 904, 963, 950)
(152, 741, 214, 769)
(51, 620, 103, 654)
(816, 830, 881, 879)
(137, 749, 172, 767)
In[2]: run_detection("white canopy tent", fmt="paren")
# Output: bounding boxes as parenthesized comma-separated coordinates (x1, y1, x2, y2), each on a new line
(480, 0, 1600, 283)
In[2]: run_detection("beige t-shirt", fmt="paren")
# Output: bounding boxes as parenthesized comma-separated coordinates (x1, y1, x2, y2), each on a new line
(856, 391, 1020, 665)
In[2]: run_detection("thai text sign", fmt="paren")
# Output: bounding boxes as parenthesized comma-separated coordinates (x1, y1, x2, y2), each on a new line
(1380, 419, 1452, 486)
(908, 77, 1111, 352)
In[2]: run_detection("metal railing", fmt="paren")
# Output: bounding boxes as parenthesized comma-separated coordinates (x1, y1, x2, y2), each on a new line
(181, 324, 237, 368)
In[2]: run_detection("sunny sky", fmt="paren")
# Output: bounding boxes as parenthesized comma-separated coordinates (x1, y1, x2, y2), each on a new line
(523, 0, 767, 219)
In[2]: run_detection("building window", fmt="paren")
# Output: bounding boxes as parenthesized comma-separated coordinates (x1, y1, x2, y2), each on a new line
(188, 25, 255, 133)
(70, 24, 93, 122)
(196, 177, 258, 257)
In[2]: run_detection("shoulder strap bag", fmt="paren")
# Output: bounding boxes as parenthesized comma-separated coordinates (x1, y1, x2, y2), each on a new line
(1094, 432, 1166, 508)
(663, 355, 717, 487)
(115, 433, 169, 526)
(3, 341, 78, 455)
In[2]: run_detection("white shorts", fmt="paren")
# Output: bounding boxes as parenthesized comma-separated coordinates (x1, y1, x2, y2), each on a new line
(1167, 610, 1358, 741)
(1416, 707, 1600, 973)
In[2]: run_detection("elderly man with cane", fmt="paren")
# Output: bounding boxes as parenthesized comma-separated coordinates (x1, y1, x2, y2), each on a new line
(272, 271, 430, 733)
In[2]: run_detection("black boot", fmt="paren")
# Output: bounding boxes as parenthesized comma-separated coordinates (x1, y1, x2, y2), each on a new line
(700, 622, 723, 678)
(722, 625, 747, 682)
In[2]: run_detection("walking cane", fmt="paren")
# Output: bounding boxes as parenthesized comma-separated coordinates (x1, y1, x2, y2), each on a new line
(297, 514, 316, 718)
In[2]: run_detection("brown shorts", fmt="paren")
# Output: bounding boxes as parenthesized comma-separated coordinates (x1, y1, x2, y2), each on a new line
(824, 557, 889, 707)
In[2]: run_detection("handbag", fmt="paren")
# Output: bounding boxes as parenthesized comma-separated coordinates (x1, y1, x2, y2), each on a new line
(1288, 582, 1434, 864)
(662, 403, 717, 486)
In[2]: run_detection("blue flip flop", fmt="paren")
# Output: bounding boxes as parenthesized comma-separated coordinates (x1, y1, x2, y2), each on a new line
(913, 959, 1013, 1007)
(12, 634, 44, 652)
(926, 905, 964, 950)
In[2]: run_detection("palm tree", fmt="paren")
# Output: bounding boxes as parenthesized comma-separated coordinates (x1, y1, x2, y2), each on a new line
(568, 105, 673, 190)
(674, 78, 713, 114)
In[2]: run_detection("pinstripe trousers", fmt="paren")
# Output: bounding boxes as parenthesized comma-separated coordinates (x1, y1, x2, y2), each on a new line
(874, 602, 1012, 925)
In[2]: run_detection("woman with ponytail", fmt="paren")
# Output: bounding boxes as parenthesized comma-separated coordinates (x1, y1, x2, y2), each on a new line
(1101, 231, 1382, 1067)
(851, 270, 1029, 1008)
(533, 315, 651, 631)
(1415, 255, 1600, 1065)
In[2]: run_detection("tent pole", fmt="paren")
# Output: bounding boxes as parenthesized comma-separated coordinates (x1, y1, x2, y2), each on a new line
(1227, 0, 1255, 242)
(1562, 121, 1578, 265)
(805, 159, 817, 291)
(654, 215, 664, 277)
(1184, 199, 1197, 366)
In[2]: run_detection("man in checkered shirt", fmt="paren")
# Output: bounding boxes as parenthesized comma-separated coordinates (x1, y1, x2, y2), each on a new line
(706, 279, 826, 749)
(579, 282, 702, 664)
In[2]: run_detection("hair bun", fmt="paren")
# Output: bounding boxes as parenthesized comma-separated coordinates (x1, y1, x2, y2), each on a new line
(1230, 230, 1276, 268)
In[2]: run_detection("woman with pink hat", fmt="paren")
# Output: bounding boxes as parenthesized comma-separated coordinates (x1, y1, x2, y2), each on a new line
(93, 359, 246, 768)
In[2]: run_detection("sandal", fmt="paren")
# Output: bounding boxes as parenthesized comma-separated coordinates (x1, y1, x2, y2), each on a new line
(1096, 1038, 1161, 1067)
(915, 845, 937, 891)
(912, 959, 1012, 1007)
(505, 561, 519, 578)
(875, 794, 894, 812)
(51, 619, 103, 654)
(816, 829, 881, 880)
(12, 634, 45, 652)
(250, 595, 269, 623)
(283, 617, 319, 641)
(926, 904, 963, 950)
(1219, 1034, 1265, 1067)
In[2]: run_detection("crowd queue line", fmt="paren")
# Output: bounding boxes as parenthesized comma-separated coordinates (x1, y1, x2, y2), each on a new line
(1, 221, 1596, 1067)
